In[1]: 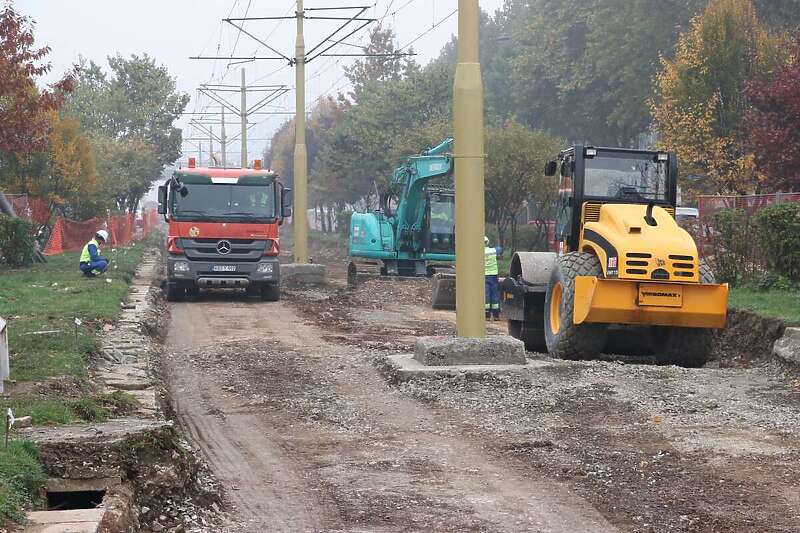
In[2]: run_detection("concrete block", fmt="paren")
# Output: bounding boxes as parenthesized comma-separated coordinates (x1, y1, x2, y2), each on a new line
(773, 327, 800, 365)
(27, 508, 105, 532)
(386, 353, 552, 381)
(414, 335, 526, 366)
(45, 477, 121, 493)
(281, 263, 327, 286)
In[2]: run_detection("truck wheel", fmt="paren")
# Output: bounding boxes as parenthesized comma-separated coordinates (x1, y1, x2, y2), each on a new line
(543, 252, 606, 360)
(653, 260, 715, 367)
(260, 283, 281, 302)
(507, 320, 546, 353)
(166, 282, 185, 302)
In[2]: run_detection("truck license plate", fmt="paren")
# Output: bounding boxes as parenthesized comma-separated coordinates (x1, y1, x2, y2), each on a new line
(638, 283, 682, 307)
(212, 265, 237, 272)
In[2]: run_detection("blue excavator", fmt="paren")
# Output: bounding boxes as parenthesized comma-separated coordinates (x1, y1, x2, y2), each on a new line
(347, 138, 457, 306)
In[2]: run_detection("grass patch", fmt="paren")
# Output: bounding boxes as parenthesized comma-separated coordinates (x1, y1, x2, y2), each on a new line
(0, 440, 43, 523)
(729, 287, 800, 325)
(0, 242, 147, 381)
(0, 235, 152, 526)
(2, 391, 139, 429)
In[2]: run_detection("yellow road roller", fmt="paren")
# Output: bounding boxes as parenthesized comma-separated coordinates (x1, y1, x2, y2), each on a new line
(501, 146, 728, 367)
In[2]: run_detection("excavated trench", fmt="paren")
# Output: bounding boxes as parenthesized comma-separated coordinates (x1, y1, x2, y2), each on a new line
(20, 246, 223, 532)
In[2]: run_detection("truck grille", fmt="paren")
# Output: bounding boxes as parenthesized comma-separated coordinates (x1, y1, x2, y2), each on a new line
(178, 238, 269, 263)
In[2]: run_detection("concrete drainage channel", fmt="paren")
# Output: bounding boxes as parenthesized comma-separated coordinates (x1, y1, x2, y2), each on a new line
(21, 248, 216, 533)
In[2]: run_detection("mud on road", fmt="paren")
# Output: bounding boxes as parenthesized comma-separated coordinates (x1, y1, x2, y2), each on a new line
(160, 244, 800, 532)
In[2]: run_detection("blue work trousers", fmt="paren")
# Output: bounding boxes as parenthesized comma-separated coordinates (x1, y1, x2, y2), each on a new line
(80, 259, 108, 277)
(485, 274, 500, 318)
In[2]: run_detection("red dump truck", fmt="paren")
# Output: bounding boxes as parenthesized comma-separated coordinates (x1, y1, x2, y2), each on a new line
(157, 158, 291, 301)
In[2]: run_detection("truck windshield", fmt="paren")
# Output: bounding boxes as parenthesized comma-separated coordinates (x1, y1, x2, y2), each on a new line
(584, 155, 668, 201)
(172, 183, 276, 221)
(429, 199, 454, 234)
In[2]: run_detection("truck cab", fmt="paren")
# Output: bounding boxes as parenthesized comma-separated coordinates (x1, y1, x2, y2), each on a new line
(158, 158, 292, 301)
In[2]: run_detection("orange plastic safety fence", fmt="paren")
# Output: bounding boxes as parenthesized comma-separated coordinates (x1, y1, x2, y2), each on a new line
(43, 209, 158, 256)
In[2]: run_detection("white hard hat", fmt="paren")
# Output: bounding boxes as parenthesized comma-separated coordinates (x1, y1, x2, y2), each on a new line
(484, 236, 489, 245)
(96, 229, 109, 242)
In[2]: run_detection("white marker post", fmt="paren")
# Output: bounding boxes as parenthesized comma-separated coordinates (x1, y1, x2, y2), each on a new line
(0, 317, 8, 394)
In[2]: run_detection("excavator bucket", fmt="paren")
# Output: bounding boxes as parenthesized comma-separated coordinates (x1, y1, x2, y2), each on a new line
(431, 272, 456, 310)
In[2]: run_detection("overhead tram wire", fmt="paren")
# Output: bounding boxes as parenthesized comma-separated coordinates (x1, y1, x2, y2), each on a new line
(399, 7, 457, 51)
(306, 0, 412, 104)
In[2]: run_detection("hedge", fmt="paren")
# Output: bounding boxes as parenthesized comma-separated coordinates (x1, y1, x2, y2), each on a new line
(0, 215, 35, 267)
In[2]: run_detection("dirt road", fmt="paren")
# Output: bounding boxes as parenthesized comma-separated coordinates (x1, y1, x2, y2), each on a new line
(165, 294, 614, 532)
(161, 242, 800, 532)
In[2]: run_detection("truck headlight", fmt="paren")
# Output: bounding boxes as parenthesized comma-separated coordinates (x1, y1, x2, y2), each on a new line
(173, 261, 189, 272)
(257, 263, 274, 273)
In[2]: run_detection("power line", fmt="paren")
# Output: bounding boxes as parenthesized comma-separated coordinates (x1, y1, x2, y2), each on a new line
(399, 8, 457, 51)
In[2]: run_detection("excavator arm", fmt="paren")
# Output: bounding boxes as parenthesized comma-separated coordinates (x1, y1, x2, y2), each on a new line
(392, 138, 454, 253)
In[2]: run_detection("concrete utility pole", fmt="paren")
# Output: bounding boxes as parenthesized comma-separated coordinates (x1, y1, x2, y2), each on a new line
(240, 68, 248, 168)
(453, 0, 486, 338)
(293, 0, 309, 264)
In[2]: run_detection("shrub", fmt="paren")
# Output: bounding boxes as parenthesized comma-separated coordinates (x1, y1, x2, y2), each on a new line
(0, 216, 34, 267)
(514, 223, 551, 252)
(708, 208, 758, 284)
(754, 202, 800, 281)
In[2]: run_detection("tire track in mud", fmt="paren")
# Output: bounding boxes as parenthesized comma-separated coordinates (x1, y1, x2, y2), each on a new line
(165, 299, 331, 532)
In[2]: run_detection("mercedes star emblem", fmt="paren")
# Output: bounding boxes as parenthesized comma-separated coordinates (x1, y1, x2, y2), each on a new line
(216, 240, 232, 255)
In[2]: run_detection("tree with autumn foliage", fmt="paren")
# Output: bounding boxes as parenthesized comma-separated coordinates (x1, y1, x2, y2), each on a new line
(651, 0, 785, 197)
(745, 35, 800, 192)
(0, 4, 74, 160)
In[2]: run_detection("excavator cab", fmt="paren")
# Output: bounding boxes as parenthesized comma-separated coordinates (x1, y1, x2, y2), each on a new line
(503, 146, 728, 367)
(424, 189, 455, 255)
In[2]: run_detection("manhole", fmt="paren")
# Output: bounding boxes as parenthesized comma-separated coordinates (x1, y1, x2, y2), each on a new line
(47, 489, 106, 510)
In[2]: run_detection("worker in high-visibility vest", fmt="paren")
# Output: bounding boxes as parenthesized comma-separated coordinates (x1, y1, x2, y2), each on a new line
(484, 236, 502, 320)
(79, 230, 110, 277)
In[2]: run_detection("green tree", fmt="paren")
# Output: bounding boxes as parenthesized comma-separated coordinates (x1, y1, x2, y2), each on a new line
(498, 0, 704, 145)
(344, 24, 417, 99)
(485, 120, 561, 250)
(64, 54, 188, 212)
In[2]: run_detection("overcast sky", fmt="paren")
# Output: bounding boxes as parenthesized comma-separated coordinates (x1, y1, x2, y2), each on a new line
(18, 0, 504, 169)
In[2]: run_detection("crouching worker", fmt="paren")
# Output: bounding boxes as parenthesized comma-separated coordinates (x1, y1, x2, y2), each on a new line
(484, 236, 502, 320)
(79, 230, 110, 277)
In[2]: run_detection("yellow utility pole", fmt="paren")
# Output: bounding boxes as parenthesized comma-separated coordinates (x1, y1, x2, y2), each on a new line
(293, 0, 309, 264)
(453, 0, 486, 337)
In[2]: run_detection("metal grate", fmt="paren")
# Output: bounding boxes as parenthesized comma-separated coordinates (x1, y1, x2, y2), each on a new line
(583, 202, 601, 222)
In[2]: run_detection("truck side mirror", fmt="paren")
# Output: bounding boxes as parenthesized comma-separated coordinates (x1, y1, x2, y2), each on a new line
(281, 187, 293, 218)
(544, 160, 557, 176)
(560, 161, 571, 177)
(157, 185, 167, 214)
